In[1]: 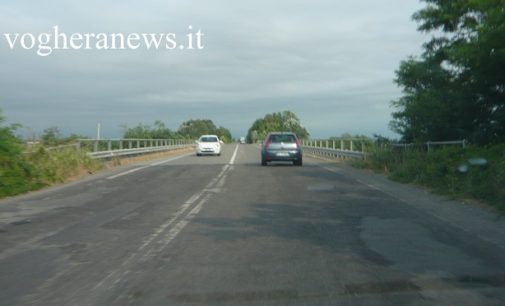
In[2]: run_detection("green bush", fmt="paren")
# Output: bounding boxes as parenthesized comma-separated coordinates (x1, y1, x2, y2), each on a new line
(356, 144, 505, 211)
(0, 111, 39, 197)
(25, 147, 103, 186)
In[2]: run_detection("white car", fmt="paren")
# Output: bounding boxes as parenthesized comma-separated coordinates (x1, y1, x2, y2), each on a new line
(195, 135, 222, 156)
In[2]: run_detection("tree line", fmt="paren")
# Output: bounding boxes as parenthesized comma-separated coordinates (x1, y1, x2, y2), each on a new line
(124, 119, 233, 143)
(246, 111, 309, 143)
(391, 0, 505, 144)
(18, 118, 233, 145)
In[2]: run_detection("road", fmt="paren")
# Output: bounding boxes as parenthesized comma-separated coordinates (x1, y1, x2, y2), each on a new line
(1, 144, 505, 305)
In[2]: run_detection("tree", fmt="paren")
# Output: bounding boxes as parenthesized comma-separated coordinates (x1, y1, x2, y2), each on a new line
(391, 0, 505, 144)
(246, 111, 309, 143)
(215, 126, 233, 143)
(177, 119, 217, 139)
(124, 124, 153, 139)
(41, 127, 62, 146)
(177, 119, 233, 141)
(0, 108, 34, 197)
(123, 121, 179, 139)
(123, 119, 233, 142)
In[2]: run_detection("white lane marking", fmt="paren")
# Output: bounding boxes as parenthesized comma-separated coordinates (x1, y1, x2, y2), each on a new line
(137, 188, 206, 251)
(150, 153, 193, 166)
(148, 193, 212, 256)
(106, 166, 149, 180)
(229, 144, 239, 165)
(94, 148, 236, 292)
(106, 152, 192, 180)
(142, 163, 232, 259)
(139, 162, 232, 252)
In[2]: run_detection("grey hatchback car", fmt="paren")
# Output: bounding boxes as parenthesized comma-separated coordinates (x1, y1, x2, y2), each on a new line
(261, 132, 303, 166)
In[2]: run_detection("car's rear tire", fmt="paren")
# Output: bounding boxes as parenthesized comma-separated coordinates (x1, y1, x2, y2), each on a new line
(261, 158, 267, 166)
(196, 153, 201, 156)
(294, 159, 303, 166)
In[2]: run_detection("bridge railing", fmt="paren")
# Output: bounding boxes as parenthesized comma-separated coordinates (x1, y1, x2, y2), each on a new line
(302, 139, 468, 161)
(302, 139, 366, 160)
(77, 138, 194, 159)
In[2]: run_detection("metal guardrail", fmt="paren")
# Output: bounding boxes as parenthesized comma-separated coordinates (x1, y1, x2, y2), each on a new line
(301, 138, 467, 160)
(302, 139, 366, 160)
(389, 140, 467, 152)
(77, 138, 194, 159)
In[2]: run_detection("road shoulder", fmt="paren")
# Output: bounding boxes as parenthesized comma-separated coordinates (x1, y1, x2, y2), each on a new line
(310, 157, 505, 252)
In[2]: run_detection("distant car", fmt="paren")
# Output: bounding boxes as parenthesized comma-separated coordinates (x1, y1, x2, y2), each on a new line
(261, 132, 303, 166)
(195, 135, 222, 156)
(239, 137, 246, 144)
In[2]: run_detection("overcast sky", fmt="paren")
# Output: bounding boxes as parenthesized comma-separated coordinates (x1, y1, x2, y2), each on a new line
(0, 0, 427, 139)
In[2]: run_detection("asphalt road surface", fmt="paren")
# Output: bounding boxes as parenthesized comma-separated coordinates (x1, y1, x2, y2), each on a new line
(1, 144, 505, 305)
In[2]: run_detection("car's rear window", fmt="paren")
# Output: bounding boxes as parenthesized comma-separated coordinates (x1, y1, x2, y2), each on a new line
(200, 137, 219, 142)
(269, 134, 296, 143)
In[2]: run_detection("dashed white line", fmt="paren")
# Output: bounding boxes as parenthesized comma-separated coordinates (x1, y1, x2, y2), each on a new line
(150, 153, 193, 166)
(229, 144, 239, 165)
(94, 144, 239, 292)
(150, 193, 212, 255)
(138, 188, 206, 251)
(106, 166, 149, 180)
(106, 152, 192, 180)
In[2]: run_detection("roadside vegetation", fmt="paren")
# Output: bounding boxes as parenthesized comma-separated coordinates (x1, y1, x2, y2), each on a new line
(0, 109, 102, 198)
(1, 114, 233, 199)
(390, 0, 505, 145)
(124, 119, 233, 143)
(354, 143, 505, 211)
(353, 1, 505, 212)
(246, 111, 309, 143)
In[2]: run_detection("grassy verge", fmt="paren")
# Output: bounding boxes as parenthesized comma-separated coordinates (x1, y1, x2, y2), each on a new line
(0, 147, 103, 198)
(1, 146, 193, 199)
(353, 144, 505, 212)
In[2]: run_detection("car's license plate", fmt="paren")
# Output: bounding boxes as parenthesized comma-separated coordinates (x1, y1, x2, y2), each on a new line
(277, 152, 289, 157)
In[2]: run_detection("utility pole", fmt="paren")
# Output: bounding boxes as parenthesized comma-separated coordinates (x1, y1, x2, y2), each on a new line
(97, 123, 101, 140)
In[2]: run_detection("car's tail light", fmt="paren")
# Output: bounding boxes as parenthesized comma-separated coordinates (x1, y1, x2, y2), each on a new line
(295, 137, 301, 148)
(264, 137, 271, 149)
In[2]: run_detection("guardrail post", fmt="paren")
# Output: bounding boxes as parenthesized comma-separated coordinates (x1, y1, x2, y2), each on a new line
(119, 140, 123, 150)
(332, 140, 335, 149)
(350, 140, 354, 151)
(108, 140, 112, 151)
(427, 141, 431, 152)
(340, 140, 344, 150)
(94, 140, 99, 152)
(129, 141, 132, 149)
(76, 141, 81, 151)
